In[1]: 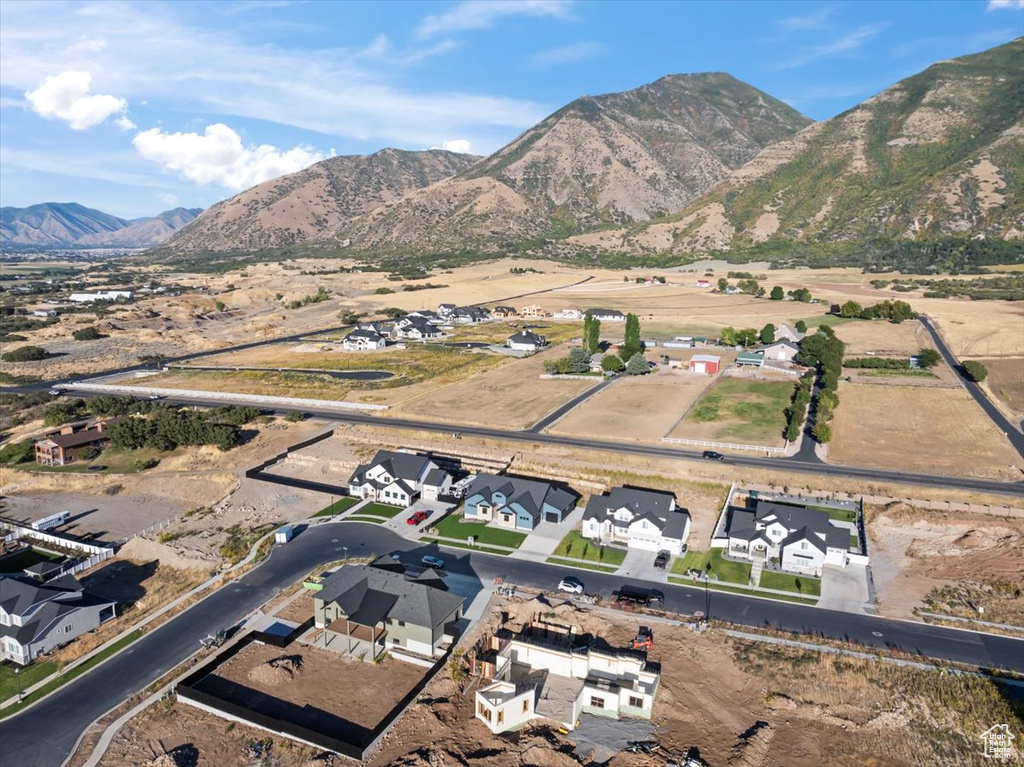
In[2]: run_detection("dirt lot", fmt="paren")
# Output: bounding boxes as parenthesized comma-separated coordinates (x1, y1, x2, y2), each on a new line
(830, 383, 1021, 479)
(395, 345, 595, 429)
(832, 318, 931, 356)
(978, 357, 1024, 419)
(549, 373, 711, 442)
(867, 502, 1024, 622)
(101, 595, 1024, 767)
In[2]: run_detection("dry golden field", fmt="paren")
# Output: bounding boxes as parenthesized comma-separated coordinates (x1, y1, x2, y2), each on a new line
(978, 357, 1024, 419)
(830, 382, 1021, 479)
(548, 373, 711, 442)
(916, 298, 1024, 358)
(833, 318, 931, 356)
(394, 344, 594, 429)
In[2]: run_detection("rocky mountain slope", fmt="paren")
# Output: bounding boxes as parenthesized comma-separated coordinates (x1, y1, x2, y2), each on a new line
(581, 38, 1024, 255)
(337, 73, 811, 253)
(1, 203, 200, 248)
(162, 148, 479, 253)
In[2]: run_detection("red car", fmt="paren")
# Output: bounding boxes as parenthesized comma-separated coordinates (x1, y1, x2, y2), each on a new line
(407, 510, 430, 526)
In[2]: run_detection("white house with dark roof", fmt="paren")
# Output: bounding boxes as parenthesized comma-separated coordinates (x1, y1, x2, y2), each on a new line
(464, 474, 577, 531)
(725, 500, 853, 576)
(341, 328, 386, 351)
(587, 308, 625, 321)
(761, 340, 800, 362)
(0, 573, 117, 664)
(394, 315, 442, 340)
(348, 450, 450, 507)
(581, 487, 690, 554)
(774, 324, 806, 343)
(507, 330, 547, 352)
(451, 307, 490, 324)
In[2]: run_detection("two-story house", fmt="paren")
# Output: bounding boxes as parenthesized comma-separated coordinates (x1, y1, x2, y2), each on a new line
(463, 474, 577, 531)
(725, 500, 852, 576)
(341, 328, 386, 351)
(581, 487, 690, 554)
(393, 316, 442, 340)
(348, 450, 451, 507)
(1, 574, 117, 665)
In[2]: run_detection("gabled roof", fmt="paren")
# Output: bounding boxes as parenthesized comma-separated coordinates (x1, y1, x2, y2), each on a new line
(38, 425, 112, 450)
(0, 573, 83, 617)
(467, 473, 576, 521)
(423, 468, 449, 486)
(344, 328, 384, 342)
(762, 340, 800, 352)
(586, 308, 624, 317)
(781, 526, 827, 554)
(583, 486, 675, 523)
(508, 330, 545, 345)
(317, 565, 463, 629)
(690, 354, 720, 364)
(349, 450, 435, 487)
(755, 501, 831, 537)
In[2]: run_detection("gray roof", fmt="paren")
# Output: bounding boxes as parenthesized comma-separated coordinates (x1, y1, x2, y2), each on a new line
(583, 487, 675, 522)
(726, 509, 767, 544)
(0, 574, 114, 646)
(424, 468, 449, 487)
(755, 501, 831, 536)
(826, 526, 851, 550)
(508, 330, 546, 345)
(316, 565, 463, 629)
(467, 473, 576, 521)
(350, 450, 434, 487)
(661, 512, 689, 541)
(345, 328, 383, 341)
(781, 526, 826, 554)
(587, 308, 624, 317)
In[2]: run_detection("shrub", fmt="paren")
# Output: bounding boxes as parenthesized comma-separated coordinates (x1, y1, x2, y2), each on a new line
(2, 345, 47, 362)
(72, 326, 103, 341)
(374, 287, 395, 294)
(963, 360, 988, 382)
(625, 352, 649, 375)
(915, 348, 941, 369)
(284, 410, 305, 422)
(0, 440, 34, 466)
(77, 446, 102, 461)
(601, 354, 624, 373)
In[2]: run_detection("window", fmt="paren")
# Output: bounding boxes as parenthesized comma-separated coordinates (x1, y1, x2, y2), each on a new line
(589, 696, 604, 709)
(522, 699, 530, 713)
(397, 620, 405, 627)
(497, 710, 504, 726)
(477, 702, 491, 721)
(629, 696, 644, 709)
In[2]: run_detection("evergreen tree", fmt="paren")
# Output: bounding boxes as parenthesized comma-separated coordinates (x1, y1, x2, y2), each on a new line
(770, 286, 784, 301)
(760, 323, 776, 344)
(621, 313, 641, 359)
(625, 352, 649, 375)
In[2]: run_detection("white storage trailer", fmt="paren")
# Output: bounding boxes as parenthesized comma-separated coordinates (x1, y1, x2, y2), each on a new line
(274, 525, 293, 544)
(31, 511, 70, 531)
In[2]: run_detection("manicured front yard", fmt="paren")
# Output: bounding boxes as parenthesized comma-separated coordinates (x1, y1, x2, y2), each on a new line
(432, 514, 527, 549)
(550, 531, 627, 566)
(356, 503, 405, 519)
(669, 548, 750, 584)
(759, 570, 822, 596)
(0, 659, 58, 702)
(310, 497, 360, 517)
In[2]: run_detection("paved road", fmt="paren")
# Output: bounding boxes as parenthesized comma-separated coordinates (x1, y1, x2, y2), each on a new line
(3, 523, 1022, 767)
(527, 374, 619, 433)
(64, 386, 1024, 498)
(920, 315, 1024, 455)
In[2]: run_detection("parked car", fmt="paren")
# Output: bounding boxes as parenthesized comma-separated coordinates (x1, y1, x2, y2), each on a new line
(421, 555, 444, 569)
(407, 510, 429, 526)
(557, 577, 585, 595)
(147, 394, 164, 400)
(653, 550, 671, 569)
(47, 389, 64, 396)
(702, 450, 725, 461)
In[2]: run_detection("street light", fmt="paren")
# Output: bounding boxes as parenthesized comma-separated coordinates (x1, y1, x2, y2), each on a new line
(343, 546, 348, 563)
(15, 667, 21, 702)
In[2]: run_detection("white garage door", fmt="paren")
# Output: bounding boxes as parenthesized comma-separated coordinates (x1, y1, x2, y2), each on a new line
(693, 362, 706, 374)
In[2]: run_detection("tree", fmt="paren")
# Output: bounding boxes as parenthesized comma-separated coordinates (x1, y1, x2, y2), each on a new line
(72, 326, 102, 341)
(839, 301, 863, 318)
(717, 278, 728, 292)
(582, 315, 601, 355)
(735, 328, 759, 347)
(215, 300, 227, 312)
(620, 313, 641, 359)
(383, 307, 405, 319)
(759, 323, 776, 344)
(770, 286, 784, 301)
(567, 347, 591, 374)
(2, 345, 47, 362)
(601, 354, 624, 373)
(963, 360, 988, 382)
(625, 352, 649, 375)
(788, 288, 812, 303)
(916, 348, 941, 369)
(812, 421, 833, 443)
(720, 327, 737, 346)
(284, 410, 305, 422)
(795, 320, 807, 333)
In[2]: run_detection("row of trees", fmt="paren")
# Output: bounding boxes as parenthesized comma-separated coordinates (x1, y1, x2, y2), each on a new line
(795, 326, 846, 443)
(107, 409, 243, 452)
(830, 299, 916, 323)
(719, 323, 785, 348)
(843, 348, 939, 369)
(784, 371, 815, 442)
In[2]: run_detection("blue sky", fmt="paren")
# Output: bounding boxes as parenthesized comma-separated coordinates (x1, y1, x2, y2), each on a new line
(1, 0, 1021, 218)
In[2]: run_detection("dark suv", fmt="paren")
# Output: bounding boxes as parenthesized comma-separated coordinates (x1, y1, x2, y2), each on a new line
(702, 450, 725, 460)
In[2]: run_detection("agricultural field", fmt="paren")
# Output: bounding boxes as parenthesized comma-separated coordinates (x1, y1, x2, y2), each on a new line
(832, 317, 930, 356)
(548, 373, 711, 442)
(917, 297, 1024, 358)
(830, 383, 1021, 479)
(977, 357, 1024, 419)
(668, 376, 794, 447)
(395, 344, 594, 429)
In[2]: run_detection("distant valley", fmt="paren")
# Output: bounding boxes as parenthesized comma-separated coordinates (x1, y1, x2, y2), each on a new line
(1, 202, 202, 248)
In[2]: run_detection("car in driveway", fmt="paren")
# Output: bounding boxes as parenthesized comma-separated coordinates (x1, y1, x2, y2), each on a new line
(654, 550, 671, 569)
(557, 576, 585, 595)
(702, 450, 725, 461)
(406, 510, 430, 526)
(421, 555, 444, 569)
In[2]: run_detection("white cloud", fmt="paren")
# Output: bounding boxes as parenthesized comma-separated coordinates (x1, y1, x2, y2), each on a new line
(773, 24, 888, 69)
(530, 41, 605, 66)
(417, 0, 573, 38)
(24, 70, 129, 129)
(132, 123, 325, 190)
(778, 6, 837, 31)
(154, 191, 178, 207)
(440, 139, 473, 153)
(987, 0, 1023, 10)
(114, 115, 136, 130)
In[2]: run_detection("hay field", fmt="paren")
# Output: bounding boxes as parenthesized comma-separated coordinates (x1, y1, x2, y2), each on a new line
(830, 383, 1021, 479)
(394, 345, 594, 429)
(548, 373, 711, 442)
(833, 319, 930, 356)
(916, 298, 1024, 358)
(669, 376, 793, 447)
(978, 358, 1024, 419)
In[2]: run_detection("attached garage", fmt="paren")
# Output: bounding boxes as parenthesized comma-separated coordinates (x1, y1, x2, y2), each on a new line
(545, 511, 561, 524)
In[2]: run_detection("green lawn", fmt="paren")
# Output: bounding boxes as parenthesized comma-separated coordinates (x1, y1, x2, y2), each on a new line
(550, 531, 627, 566)
(357, 503, 405, 519)
(803, 504, 857, 523)
(421, 537, 513, 556)
(0, 629, 142, 719)
(310, 497, 360, 517)
(686, 378, 794, 444)
(0, 659, 58, 702)
(758, 570, 822, 596)
(668, 577, 819, 605)
(343, 516, 387, 525)
(0, 548, 64, 574)
(28, 447, 168, 475)
(432, 514, 527, 549)
(669, 548, 750, 584)
(850, 534, 859, 551)
(545, 556, 620, 573)
(796, 314, 858, 329)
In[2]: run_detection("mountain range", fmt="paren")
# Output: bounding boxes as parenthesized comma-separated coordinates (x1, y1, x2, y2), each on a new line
(0, 203, 202, 248)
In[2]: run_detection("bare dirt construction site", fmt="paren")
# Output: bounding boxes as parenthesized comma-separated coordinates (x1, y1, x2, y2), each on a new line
(866, 502, 1024, 623)
(829, 382, 1021, 479)
(548, 372, 711, 442)
(99, 596, 1023, 767)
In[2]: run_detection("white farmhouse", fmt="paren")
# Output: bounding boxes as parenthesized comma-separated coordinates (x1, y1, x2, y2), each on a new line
(581, 486, 690, 555)
(341, 328, 386, 351)
(348, 450, 450, 507)
(506, 330, 547, 352)
(761, 340, 800, 362)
